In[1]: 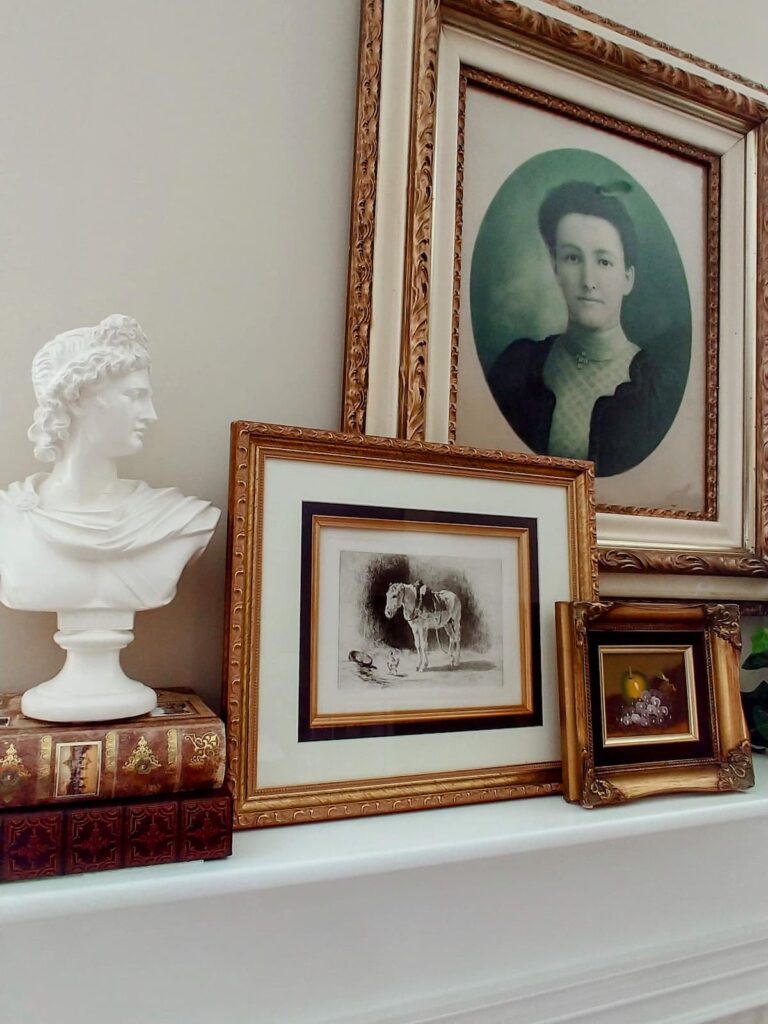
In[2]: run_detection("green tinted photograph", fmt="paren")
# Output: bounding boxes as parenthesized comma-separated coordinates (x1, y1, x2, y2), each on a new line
(470, 148, 692, 479)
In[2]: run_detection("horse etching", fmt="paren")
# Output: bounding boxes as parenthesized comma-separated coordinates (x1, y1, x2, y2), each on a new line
(384, 583, 462, 671)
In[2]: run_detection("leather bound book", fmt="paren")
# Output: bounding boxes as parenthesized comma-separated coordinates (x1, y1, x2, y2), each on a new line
(0, 688, 225, 809)
(0, 789, 232, 881)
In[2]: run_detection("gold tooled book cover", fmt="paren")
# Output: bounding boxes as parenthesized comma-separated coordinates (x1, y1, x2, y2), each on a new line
(0, 688, 225, 809)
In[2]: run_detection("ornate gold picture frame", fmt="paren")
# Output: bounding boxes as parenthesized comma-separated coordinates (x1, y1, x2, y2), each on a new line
(223, 423, 595, 828)
(555, 600, 753, 807)
(341, 0, 768, 592)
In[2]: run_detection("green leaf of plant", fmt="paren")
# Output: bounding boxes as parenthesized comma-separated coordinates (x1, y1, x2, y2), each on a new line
(754, 706, 768, 743)
(751, 627, 768, 654)
(742, 682, 768, 720)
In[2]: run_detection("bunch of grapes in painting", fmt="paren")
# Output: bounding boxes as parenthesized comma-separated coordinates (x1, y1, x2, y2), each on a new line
(606, 661, 688, 738)
(618, 687, 669, 730)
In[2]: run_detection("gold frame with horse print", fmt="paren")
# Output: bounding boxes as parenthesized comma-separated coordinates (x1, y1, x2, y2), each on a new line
(223, 422, 595, 828)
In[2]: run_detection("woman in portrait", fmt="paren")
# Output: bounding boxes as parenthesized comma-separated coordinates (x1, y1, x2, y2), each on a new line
(486, 181, 674, 477)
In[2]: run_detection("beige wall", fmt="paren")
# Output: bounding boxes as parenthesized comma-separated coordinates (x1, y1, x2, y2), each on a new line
(0, 1, 764, 710)
(573, 0, 767, 85)
(0, 1, 359, 707)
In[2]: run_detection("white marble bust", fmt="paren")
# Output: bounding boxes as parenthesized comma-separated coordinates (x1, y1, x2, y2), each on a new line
(0, 314, 220, 722)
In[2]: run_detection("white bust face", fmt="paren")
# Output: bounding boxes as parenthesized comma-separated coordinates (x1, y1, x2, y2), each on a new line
(69, 368, 157, 459)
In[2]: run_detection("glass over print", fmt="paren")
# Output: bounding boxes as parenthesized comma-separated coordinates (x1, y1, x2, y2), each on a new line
(301, 503, 541, 739)
(457, 88, 707, 514)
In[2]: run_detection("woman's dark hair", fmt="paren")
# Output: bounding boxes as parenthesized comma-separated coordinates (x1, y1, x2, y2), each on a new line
(538, 181, 638, 268)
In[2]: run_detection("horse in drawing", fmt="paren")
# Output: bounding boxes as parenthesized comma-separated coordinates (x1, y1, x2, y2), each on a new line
(384, 583, 462, 671)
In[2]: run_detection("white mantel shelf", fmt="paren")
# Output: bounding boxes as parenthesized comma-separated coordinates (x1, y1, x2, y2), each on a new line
(4, 761, 768, 1024)
(5, 759, 768, 924)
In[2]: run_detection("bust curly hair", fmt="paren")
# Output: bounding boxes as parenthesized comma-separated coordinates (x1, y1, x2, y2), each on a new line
(28, 314, 151, 463)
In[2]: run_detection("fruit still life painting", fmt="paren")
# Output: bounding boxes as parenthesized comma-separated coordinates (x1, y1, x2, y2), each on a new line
(598, 646, 698, 747)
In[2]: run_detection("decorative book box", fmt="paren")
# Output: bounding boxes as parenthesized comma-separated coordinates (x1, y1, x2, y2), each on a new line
(0, 688, 225, 808)
(0, 789, 233, 881)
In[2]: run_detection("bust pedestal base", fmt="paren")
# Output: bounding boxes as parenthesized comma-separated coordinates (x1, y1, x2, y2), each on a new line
(20, 610, 157, 723)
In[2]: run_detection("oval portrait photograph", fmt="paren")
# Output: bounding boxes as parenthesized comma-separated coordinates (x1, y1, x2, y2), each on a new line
(469, 148, 692, 481)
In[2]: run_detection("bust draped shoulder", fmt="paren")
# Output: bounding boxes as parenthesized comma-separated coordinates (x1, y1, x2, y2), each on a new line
(0, 476, 220, 611)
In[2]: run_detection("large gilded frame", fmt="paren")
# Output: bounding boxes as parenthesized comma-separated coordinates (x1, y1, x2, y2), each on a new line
(224, 422, 595, 828)
(341, 0, 768, 593)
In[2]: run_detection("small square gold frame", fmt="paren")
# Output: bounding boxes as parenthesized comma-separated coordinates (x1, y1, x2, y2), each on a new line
(555, 601, 753, 807)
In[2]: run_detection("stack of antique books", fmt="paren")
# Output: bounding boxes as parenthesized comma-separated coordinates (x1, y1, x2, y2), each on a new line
(0, 688, 231, 881)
